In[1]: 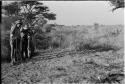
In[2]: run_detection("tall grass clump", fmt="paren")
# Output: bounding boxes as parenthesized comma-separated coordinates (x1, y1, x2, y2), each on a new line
(74, 26, 123, 52)
(1, 30, 11, 62)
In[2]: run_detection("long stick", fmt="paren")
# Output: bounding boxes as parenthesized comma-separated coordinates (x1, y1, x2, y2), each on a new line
(16, 38, 17, 61)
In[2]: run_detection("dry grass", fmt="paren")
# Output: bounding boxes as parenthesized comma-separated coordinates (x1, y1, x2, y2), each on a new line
(2, 49, 124, 84)
(1, 25, 124, 84)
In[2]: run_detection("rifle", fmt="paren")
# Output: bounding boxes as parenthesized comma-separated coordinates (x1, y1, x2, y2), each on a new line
(15, 37, 21, 62)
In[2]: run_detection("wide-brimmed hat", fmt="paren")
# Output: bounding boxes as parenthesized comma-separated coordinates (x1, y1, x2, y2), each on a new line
(23, 25, 28, 30)
(15, 20, 23, 25)
(23, 27, 28, 30)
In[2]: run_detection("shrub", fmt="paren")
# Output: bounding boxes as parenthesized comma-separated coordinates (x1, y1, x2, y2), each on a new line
(1, 31, 11, 62)
(35, 33, 50, 50)
(75, 31, 123, 52)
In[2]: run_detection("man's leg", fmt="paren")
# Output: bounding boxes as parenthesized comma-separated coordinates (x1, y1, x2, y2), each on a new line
(21, 40, 25, 61)
(27, 36, 30, 58)
(24, 40, 28, 59)
(15, 38, 19, 62)
(16, 38, 22, 62)
(20, 38, 23, 62)
(11, 45, 15, 64)
(10, 40, 16, 65)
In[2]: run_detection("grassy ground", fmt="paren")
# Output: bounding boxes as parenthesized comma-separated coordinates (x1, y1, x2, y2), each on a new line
(1, 25, 124, 84)
(1, 48, 124, 84)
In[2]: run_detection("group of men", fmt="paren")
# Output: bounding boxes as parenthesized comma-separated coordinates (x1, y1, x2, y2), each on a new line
(10, 19, 33, 65)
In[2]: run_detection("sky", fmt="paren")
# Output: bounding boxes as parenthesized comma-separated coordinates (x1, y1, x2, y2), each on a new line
(2, 1, 124, 25)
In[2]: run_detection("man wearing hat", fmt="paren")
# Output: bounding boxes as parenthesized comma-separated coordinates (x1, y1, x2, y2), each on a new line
(10, 19, 23, 65)
(20, 24, 31, 60)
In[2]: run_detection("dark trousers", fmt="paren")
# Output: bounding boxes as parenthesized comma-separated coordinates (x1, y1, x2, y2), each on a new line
(21, 37, 28, 59)
(10, 37, 21, 63)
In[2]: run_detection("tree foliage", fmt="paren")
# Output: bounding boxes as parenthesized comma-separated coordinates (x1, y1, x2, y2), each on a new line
(20, 1, 56, 27)
(109, 0, 124, 11)
(2, 2, 21, 16)
(2, 1, 56, 26)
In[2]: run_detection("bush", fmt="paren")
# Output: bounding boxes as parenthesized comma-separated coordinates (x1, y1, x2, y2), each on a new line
(1, 31, 11, 62)
(2, 16, 22, 31)
(35, 34, 49, 50)
(50, 32, 69, 49)
(75, 30, 123, 52)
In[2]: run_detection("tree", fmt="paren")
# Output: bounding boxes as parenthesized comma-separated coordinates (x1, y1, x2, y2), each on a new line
(109, 0, 124, 11)
(2, 2, 21, 16)
(19, 1, 56, 26)
(2, 1, 56, 53)
(3, 1, 56, 26)
(19, 1, 56, 52)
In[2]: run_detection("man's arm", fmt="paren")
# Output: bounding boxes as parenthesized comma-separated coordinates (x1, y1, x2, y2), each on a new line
(10, 23, 16, 37)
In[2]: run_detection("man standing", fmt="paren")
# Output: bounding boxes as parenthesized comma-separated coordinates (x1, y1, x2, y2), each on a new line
(10, 19, 23, 65)
(20, 24, 30, 60)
